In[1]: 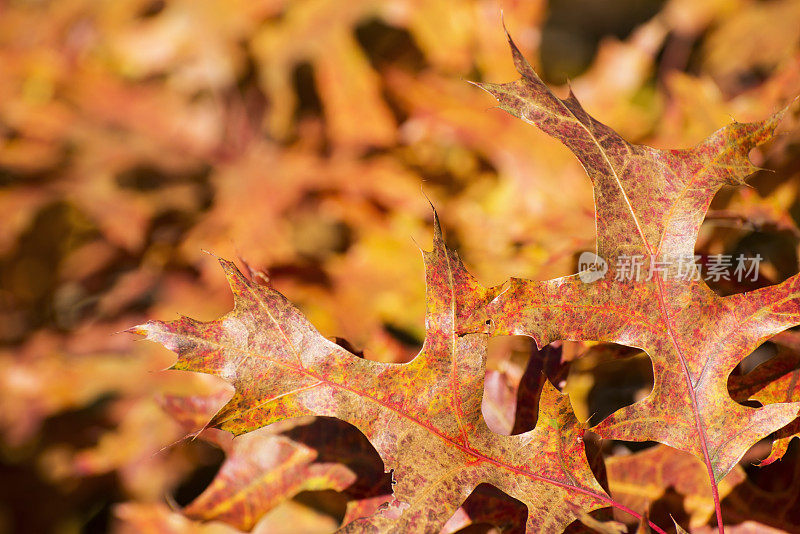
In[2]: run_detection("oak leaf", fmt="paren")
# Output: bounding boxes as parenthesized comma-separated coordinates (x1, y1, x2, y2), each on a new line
(728, 348, 800, 466)
(472, 29, 800, 525)
(605, 445, 746, 529)
(161, 392, 392, 531)
(132, 217, 643, 533)
(113, 501, 340, 534)
(711, 447, 800, 533)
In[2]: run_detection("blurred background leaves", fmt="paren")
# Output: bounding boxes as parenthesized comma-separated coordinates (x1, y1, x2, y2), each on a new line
(0, 0, 799, 532)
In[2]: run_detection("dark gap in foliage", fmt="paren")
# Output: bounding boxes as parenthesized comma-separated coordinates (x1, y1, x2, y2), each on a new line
(137, 0, 165, 19)
(0, 398, 125, 532)
(0, 202, 99, 343)
(81, 498, 115, 534)
(353, 19, 425, 126)
(698, 182, 799, 297)
(651, 487, 691, 532)
(733, 230, 797, 286)
(39, 394, 119, 449)
(700, 228, 798, 296)
(738, 342, 779, 376)
(540, 0, 665, 84)
(289, 61, 331, 155)
(747, 164, 798, 200)
(285, 417, 392, 525)
(483, 338, 573, 435)
(267, 263, 332, 288)
(586, 351, 653, 427)
(449, 483, 527, 534)
(656, 30, 696, 82)
(581, 431, 611, 494)
(284, 417, 392, 509)
(743, 440, 799, 490)
(621, 440, 660, 454)
(731, 66, 773, 95)
(354, 19, 426, 73)
(171, 441, 226, 507)
(293, 490, 348, 524)
(450, 525, 498, 534)
(383, 323, 423, 352)
(378, 86, 410, 127)
(292, 62, 324, 120)
(148, 210, 198, 254)
(115, 163, 211, 192)
(725, 442, 800, 530)
(564, 508, 620, 533)
(728, 340, 800, 408)
(0, 162, 60, 188)
(0, 459, 121, 534)
(332, 337, 365, 358)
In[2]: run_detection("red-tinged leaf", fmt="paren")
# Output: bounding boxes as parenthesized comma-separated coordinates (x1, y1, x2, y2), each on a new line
(749, 370, 800, 466)
(133, 216, 633, 533)
(705, 182, 800, 239)
(759, 418, 800, 466)
(571, 513, 628, 534)
(161, 393, 391, 531)
(482, 343, 570, 436)
(512, 344, 572, 435)
(440, 483, 526, 534)
(605, 445, 746, 529)
(113, 501, 340, 534)
(473, 29, 800, 496)
(727, 348, 800, 402)
(711, 446, 800, 532)
(728, 350, 800, 465)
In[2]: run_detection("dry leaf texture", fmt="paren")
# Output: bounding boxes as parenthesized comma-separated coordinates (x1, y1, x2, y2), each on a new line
(133, 216, 639, 532)
(473, 31, 800, 489)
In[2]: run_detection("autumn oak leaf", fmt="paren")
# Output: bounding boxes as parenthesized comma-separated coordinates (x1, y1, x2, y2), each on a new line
(471, 28, 800, 527)
(160, 392, 392, 531)
(131, 215, 646, 533)
(728, 348, 800, 466)
(604, 444, 746, 529)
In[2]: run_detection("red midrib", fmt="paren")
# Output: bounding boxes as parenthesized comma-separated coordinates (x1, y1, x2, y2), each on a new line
(306, 369, 603, 497)
(442, 248, 471, 447)
(607, 156, 724, 531)
(209, 336, 612, 507)
(301, 367, 666, 533)
(167, 324, 667, 531)
(651, 265, 725, 533)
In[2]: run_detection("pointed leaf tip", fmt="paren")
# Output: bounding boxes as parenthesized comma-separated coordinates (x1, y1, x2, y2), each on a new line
(125, 323, 151, 338)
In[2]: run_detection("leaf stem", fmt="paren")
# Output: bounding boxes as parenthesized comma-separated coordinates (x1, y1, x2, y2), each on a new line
(710, 477, 724, 534)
